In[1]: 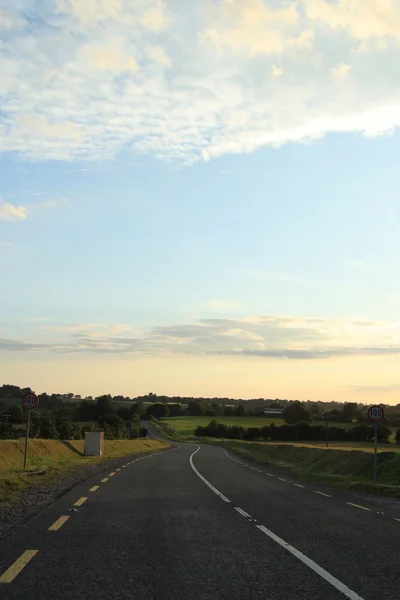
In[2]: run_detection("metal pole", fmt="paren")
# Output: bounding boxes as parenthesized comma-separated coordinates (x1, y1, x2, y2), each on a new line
(23, 410, 31, 470)
(325, 417, 329, 448)
(373, 422, 378, 481)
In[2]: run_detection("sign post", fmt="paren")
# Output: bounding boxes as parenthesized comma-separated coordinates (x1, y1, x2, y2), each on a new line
(367, 405, 384, 481)
(21, 392, 39, 470)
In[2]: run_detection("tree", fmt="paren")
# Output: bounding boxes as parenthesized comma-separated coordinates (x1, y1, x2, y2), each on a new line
(117, 406, 131, 421)
(96, 395, 114, 418)
(78, 400, 97, 422)
(8, 405, 24, 424)
(187, 400, 205, 416)
(98, 414, 127, 439)
(56, 420, 75, 440)
(342, 402, 358, 422)
(235, 405, 245, 417)
(146, 403, 169, 419)
(168, 403, 182, 417)
(40, 416, 59, 439)
(282, 402, 311, 425)
(130, 402, 144, 417)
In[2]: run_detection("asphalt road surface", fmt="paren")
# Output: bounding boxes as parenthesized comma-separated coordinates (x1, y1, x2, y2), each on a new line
(0, 429, 399, 600)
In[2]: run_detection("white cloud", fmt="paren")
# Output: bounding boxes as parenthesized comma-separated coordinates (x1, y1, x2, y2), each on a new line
(272, 65, 284, 77)
(304, 0, 400, 43)
(2, 315, 400, 359)
(57, 0, 124, 24)
(148, 45, 171, 67)
(332, 63, 351, 80)
(0, 9, 12, 29)
(201, 0, 312, 57)
(81, 38, 139, 73)
(0, 198, 27, 221)
(0, 1, 400, 164)
(140, 0, 170, 31)
(0, 196, 69, 221)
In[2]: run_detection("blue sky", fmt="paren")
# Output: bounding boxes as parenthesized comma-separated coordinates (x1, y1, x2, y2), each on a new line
(1, 0, 400, 402)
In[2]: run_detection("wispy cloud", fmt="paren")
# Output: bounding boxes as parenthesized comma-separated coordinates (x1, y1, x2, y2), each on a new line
(0, 196, 69, 222)
(345, 384, 400, 394)
(2, 315, 400, 359)
(0, 198, 27, 221)
(1, 1, 400, 163)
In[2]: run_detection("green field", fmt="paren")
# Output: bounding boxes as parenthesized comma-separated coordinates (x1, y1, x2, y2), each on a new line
(163, 415, 357, 438)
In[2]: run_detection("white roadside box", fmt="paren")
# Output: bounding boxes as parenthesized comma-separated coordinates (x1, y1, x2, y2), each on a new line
(84, 432, 105, 456)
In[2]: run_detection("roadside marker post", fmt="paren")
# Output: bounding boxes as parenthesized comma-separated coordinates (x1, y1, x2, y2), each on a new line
(367, 405, 385, 481)
(21, 392, 39, 470)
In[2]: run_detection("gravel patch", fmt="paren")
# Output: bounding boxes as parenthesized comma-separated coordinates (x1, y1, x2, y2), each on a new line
(0, 448, 167, 540)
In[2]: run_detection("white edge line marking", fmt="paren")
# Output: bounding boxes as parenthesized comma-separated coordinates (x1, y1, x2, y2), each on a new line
(190, 446, 231, 503)
(234, 507, 252, 519)
(346, 502, 370, 511)
(193, 446, 365, 600)
(256, 525, 365, 600)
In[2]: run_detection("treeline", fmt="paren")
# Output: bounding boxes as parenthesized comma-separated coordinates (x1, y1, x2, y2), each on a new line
(195, 420, 400, 444)
(0, 414, 147, 441)
(0, 395, 147, 440)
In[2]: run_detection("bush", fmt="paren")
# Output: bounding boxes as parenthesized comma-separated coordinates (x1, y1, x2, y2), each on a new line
(40, 416, 59, 439)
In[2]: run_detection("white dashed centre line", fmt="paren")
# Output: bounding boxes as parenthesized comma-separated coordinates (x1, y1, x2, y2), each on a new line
(315, 491, 332, 498)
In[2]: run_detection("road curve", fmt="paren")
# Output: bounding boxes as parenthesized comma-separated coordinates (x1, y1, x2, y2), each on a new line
(0, 440, 399, 599)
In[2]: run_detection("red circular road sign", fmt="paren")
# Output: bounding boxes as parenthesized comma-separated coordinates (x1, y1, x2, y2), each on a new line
(367, 405, 384, 422)
(21, 392, 39, 410)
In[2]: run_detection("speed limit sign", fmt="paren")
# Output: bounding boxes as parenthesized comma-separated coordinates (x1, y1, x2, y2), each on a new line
(21, 392, 39, 411)
(368, 405, 384, 422)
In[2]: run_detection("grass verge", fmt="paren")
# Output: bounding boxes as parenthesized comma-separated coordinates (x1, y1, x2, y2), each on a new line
(0, 438, 170, 505)
(206, 438, 400, 497)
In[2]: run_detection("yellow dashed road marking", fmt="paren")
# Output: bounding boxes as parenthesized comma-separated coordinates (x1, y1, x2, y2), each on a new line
(74, 497, 88, 507)
(0, 550, 38, 583)
(346, 502, 370, 511)
(293, 483, 305, 488)
(48, 516, 70, 531)
(101, 478, 109, 483)
(315, 491, 332, 498)
(89, 485, 100, 492)
(109, 472, 116, 477)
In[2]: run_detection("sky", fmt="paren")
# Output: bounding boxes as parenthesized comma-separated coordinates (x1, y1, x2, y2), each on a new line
(1, 0, 400, 403)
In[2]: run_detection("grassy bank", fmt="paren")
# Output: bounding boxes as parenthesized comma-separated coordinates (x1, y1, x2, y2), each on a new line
(0, 438, 169, 505)
(210, 439, 400, 496)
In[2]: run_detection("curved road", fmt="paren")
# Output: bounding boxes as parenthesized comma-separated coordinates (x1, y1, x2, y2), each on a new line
(0, 429, 399, 599)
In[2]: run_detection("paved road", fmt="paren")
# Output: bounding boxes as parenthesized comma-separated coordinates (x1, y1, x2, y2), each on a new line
(0, 434, 399, 600)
